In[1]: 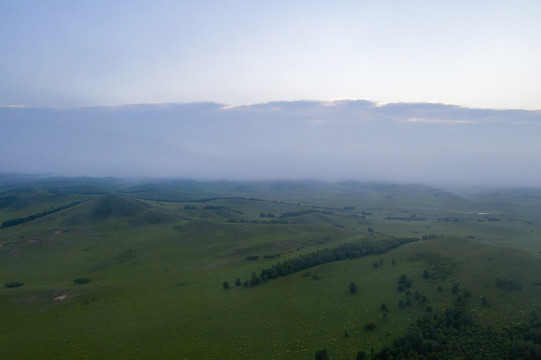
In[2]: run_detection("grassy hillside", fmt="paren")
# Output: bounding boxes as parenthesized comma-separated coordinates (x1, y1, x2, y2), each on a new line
(1, 177, 540, 359)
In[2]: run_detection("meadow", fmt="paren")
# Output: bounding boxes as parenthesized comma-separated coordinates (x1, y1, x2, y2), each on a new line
(1, 177, 541, 359)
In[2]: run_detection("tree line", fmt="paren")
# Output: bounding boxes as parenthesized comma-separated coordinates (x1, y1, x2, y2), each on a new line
(231, 237, 419, 288)
(0, 200, 85, 228)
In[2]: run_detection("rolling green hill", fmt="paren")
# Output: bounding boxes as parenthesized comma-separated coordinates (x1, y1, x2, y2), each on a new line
(1, 177, 540, 359)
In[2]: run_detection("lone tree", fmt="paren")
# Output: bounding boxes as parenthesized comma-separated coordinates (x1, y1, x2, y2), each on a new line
(356, 350, 367, 359)
(315, 349, 329, 360)
(223, 281, 230, 290)
(364, 322, 377, 331)
(250, 272, 260, 287)
(73, 278, 90, 285)
(4, 282, 23, 288)
(481, 296, 489, 307)
(397, 274, 412, 292)
(349, 281, 357, 294)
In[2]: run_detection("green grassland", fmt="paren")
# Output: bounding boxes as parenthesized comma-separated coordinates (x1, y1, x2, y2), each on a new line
(1, 177, 541, 359)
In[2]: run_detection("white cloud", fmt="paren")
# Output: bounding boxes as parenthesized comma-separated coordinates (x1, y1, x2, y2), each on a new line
(403, 117, 478, 125)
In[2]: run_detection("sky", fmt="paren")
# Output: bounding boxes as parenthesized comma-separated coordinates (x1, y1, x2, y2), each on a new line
(1, 2, 541, 186)
(1, 0, 541, 109)
(1, 101, 540, 186)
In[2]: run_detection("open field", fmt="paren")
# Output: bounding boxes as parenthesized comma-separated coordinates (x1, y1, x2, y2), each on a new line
(1, 177, 541, 359)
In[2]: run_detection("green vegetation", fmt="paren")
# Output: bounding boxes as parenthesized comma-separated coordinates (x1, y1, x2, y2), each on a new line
(496, 277, 524, 291)
(245, 237, 419, 287)
(73, 278, 90, 285)
(4, 282, 23, 288)
(1, 177, 541, 359)
(315, 348, 329, 360)
(374, 306, 541, 359)
(1, 200, 85, 228)
(364, 322, 377, 331)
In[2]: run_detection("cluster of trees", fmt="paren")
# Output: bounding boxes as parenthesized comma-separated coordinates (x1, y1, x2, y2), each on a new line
(1, 201, 84, 228)
(279, 209, 322, 218)
(385, 215, 427, 221)
(73, 278, 90, 285)
(227, 238, 419, 290)
(477, 217, 501, 222)
(244, 254, 281, 262)
(397, 274, 412, 292)
(4, 282, 23, 288)
(373, 307, 541, 359)
(183, 204, 243, 214)
(496, 278, 523, 291)
(436, 217, 464, 223)
(315, 349, 368, 360)
(422, 234, 442, 240)
(239, 238, 419, 287)
(226, 218, 286, 224)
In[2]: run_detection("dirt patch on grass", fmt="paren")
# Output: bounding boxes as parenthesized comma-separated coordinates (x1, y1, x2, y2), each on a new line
(19, 289, 70, 305)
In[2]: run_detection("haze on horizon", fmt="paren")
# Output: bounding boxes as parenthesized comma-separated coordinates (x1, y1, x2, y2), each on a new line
(1, 100, 540, 188)
(1, 2, 540, 187)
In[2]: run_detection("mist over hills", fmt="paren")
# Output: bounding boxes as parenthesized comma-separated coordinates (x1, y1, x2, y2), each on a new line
(1, 100, 540, 187)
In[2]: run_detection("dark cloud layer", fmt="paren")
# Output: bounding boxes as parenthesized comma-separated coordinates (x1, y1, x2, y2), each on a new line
(1, 100, 540, 186)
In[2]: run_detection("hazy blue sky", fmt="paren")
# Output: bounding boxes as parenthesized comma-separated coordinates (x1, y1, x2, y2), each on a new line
(2, 1, 541, 109)
(1, 101, 540, 186)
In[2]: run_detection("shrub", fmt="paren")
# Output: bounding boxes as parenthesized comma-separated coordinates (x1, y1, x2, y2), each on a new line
(397, 274, 412, 291)
(481, 296, 488, 307)
(356, 350, 367, 360)
(4, 282, 23, 288)
(73, 278, 90, 285)
(315, 349, 329, 360)
(364, 322, 377, 331)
